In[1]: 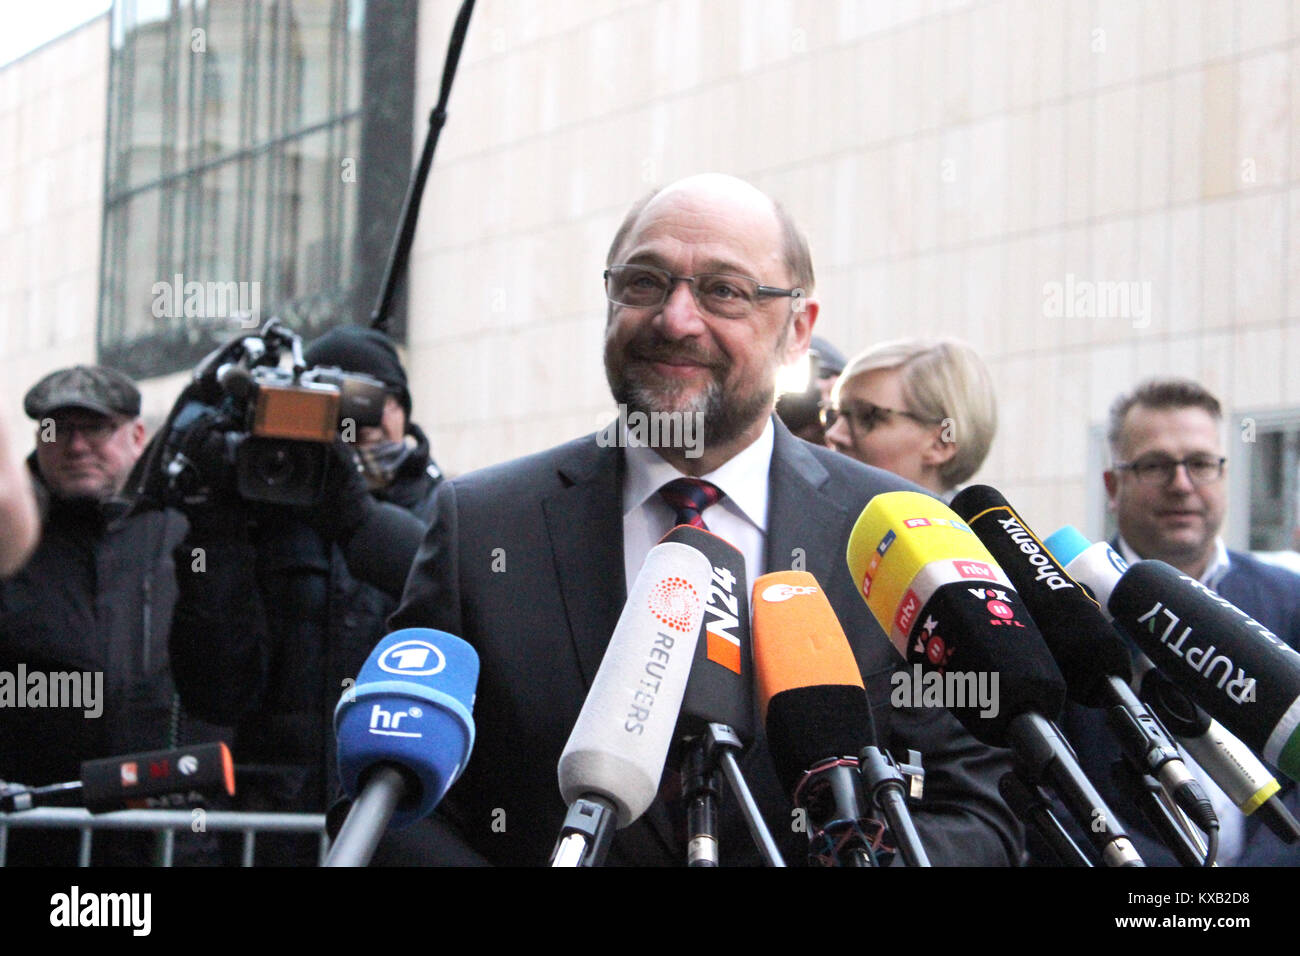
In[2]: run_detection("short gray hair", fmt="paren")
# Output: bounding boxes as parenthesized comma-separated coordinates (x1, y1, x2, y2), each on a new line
(1107, 378, 1222, 458)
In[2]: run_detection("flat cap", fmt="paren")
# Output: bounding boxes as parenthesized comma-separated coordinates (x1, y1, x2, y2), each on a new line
(23, 365, 142, 420)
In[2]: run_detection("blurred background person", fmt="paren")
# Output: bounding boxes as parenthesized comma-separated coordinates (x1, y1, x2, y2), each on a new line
(775, 334, 847, 445)
(0, 413, 38, 576)
(823, 338, 997, 500)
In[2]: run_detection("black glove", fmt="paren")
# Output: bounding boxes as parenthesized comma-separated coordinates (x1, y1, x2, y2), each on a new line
(296, 439, 376, 543)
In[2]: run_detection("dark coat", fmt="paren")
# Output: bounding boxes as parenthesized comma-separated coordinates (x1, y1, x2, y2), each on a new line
(0, 459, 225, 864)
(382, 418, 1024, 866)
(168, 426, 442, 826)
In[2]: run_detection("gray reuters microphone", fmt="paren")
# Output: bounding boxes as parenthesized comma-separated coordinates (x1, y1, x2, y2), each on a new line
(551, 540, 712, 866)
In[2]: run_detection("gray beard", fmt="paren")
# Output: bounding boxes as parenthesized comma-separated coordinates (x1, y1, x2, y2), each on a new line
(608, 367, 774, 454)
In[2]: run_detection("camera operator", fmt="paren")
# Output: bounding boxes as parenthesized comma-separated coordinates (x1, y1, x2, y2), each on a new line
(167, 326, 442, 864)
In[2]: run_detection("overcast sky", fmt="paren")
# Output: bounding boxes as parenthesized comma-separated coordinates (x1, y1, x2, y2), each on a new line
(1, 1, 113, 67)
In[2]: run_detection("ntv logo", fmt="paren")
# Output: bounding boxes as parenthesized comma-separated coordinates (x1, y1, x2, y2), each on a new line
(151, 273, 261, 328)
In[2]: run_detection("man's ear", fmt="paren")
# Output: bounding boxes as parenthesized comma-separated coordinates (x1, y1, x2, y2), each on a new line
(783, 296, 818, 366)
(1103, 469, 1119, 510)
(128, 419, 147, 457)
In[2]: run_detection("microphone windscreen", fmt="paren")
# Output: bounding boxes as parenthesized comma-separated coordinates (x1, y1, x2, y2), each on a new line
(846, 491, 1066, 745)
(334, 628, 479, 827)
(660, 524, 753, 742)
(751, 571, 873, 796)
(1109, 559, 1300, 778)
(952, 485, 1133, 703)
(557, 540, 711, 826)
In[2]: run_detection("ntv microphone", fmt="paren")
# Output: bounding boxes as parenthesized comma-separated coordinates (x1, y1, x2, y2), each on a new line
(327, 627, 479, 866)
(1043, 527, 1300, 845)
(659, 524, 784, 867)
(753, 571, 929, 867)
(846, 491, 1144, 867)
(950, 486, 1215, 839)
(0, 742, 235, 813)
(551, 540, 711, 867)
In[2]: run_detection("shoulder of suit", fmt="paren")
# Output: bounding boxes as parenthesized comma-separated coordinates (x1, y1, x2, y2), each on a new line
(443, 432, 606, 498)
(1224, 548, 1300, 589)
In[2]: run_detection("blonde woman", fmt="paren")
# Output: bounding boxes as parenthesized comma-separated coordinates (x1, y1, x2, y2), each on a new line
(823, 338, 996, 499)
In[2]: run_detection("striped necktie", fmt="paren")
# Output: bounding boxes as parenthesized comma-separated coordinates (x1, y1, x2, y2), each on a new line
(658, 478, 726, 531)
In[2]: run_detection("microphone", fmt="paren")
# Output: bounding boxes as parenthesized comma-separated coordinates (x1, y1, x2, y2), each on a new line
(1077, 552, 1300, 786)
(752, 571, 888, 866)
(551, 539, 711, 866)
(950, 486, 1214, 835)
(846, 491, 1144, 866)
(0, 742, 236, 813)
(659, 524, 785, 867)
(1042, 527, 1300, 844)
(327, 628, 479, 866)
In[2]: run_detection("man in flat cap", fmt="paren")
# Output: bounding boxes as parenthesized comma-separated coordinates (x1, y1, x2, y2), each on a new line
(0, 365, 224, 865)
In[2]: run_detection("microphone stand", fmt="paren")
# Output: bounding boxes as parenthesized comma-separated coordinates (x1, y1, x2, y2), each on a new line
(999, 771, 1091, 866)
(859, 747, 931, 866)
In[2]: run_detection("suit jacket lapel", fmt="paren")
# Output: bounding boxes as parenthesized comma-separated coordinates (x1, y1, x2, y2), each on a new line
(765, 420, 846, 578)
(541, 437, 628, 687)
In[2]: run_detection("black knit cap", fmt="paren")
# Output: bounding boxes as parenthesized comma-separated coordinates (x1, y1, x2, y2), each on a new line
(24, 365, 141, 420)
(304, 326, 410, 414)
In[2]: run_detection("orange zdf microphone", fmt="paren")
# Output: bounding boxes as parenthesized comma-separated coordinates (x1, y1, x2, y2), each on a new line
(752, 571, 885, 867)
(847, 492, 1145, 867)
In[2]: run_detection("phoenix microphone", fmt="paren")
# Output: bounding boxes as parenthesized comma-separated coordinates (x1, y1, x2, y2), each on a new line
(951, 486, 1214, 836)
(551, 540, 711, 866)
(752, 570, 888, 866)
(0, 742, 236, 813)
(328, 627, 479, 866)
(846, 491, 1143, 866)
(1043, 526, 1300, 843)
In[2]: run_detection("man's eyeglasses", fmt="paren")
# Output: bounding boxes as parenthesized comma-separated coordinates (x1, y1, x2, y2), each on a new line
(820, 401, 941, 437)
(49, 417, 124, 445)
(1113, 455, 1226, 486)
(604, 264, 802, 320)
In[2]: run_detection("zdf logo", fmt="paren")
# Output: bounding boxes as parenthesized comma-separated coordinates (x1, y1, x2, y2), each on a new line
(761, 583, 820, 603)
(378, 640, 446, 676)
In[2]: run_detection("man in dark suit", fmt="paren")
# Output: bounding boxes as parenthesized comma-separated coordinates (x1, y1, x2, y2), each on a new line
(386, 174, 1021, 865)
(1058, 378, 1300, 865)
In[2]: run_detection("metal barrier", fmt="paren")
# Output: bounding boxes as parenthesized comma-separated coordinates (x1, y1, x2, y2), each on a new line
(0, 808, 330, 866)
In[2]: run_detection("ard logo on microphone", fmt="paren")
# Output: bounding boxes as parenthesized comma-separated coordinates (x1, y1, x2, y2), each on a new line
(378, 640, 446, 676)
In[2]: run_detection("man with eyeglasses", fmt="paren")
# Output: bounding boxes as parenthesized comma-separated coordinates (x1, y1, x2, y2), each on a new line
(0, 365, 226, 864)
(381, 174, 1021, 867)
(1055, 377, 1300, 866)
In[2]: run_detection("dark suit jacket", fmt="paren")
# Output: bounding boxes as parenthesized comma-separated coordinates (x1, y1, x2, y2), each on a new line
(1057, 545, 1300, 866)
(385, 419, 1022, 865)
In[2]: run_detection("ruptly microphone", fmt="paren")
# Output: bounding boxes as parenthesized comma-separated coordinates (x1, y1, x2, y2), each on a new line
(1043, 527, 1300, 844)
(551, 540, 711, 867)
(752, 571, 884, 866)
(0, 742, 236, 813)
(327, 627, 479, 866)
(846, 491, 1144, 866)
(951, 486, 1215, 836)
(1083, 554, 1300, 786)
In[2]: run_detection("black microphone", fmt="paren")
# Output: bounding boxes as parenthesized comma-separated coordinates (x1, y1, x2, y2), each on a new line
(951, 485, 1215, 836)
(658, 525, 785, 866)
(1106, 559, 1300, 785)
(846, 491, 1144, 866)
(1, 742, 235, 813)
